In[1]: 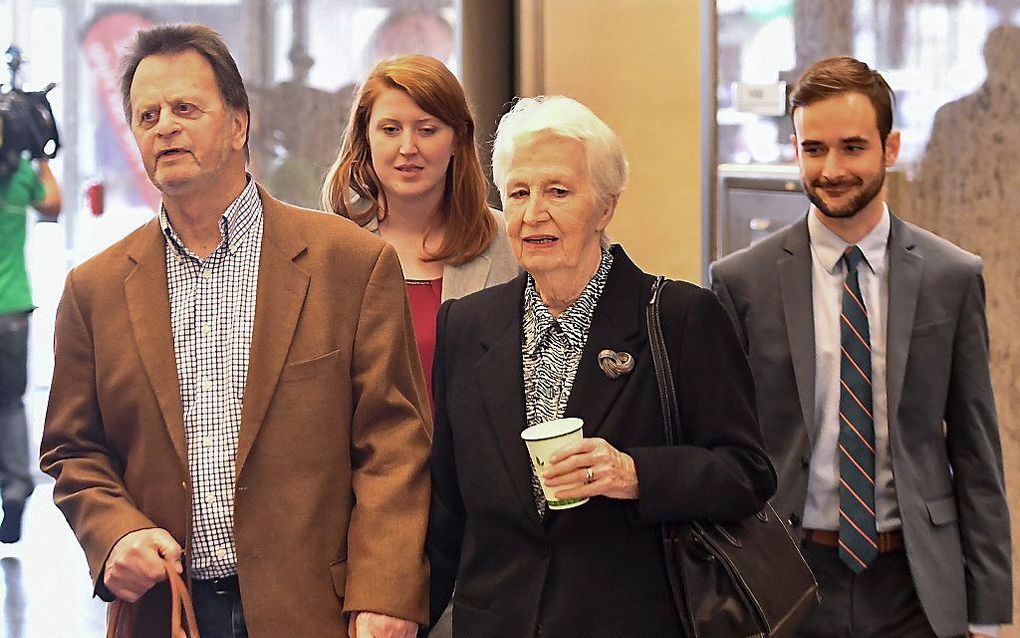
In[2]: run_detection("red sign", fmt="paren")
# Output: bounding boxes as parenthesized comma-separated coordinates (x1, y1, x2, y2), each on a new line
(82, 13, 160, 212)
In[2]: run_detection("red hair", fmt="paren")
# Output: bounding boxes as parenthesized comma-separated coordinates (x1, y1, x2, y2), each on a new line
(322, 54, 494, 265)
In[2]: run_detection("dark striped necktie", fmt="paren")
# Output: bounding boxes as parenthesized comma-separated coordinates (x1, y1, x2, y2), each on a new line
(838, 245, 879, 572)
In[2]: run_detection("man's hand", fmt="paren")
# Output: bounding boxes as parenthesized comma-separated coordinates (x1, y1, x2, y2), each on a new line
(103, 528, 182, 602)
(348, 611, 417, 638)
(33, 159, 62, 216)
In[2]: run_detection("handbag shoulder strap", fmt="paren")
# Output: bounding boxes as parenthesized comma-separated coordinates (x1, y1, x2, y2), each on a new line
(647, 276, 682, 446)
(649, 276, 696, 635)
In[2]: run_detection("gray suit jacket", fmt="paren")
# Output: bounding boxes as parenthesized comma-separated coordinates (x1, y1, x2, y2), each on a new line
(709, 213, 1012, 637)
(363, 208, 520, 301)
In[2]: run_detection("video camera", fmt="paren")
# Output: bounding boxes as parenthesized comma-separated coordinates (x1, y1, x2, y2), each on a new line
(0, 45, 60, 177)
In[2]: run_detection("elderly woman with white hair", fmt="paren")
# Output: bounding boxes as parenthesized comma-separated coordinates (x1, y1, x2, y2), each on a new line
(424, 96, 776, 637)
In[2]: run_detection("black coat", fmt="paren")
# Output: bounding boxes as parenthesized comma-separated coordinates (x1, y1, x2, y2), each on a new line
(427, 246, 777, 637)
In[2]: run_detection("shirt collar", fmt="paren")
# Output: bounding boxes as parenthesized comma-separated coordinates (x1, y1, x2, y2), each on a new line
(807, 203, 890, 276)
(524, 247, 614, 354)
(159, 176, 261, 257)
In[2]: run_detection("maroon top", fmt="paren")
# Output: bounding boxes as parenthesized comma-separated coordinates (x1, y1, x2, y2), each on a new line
(405, 277, 443, 412)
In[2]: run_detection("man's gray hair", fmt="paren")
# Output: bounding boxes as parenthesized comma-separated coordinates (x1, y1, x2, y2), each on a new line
(491, 96, 629, 209)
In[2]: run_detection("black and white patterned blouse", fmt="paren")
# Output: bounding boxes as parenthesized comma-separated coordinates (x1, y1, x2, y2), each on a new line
(521, 247, 614, 511)
(161, 178, 263, 580)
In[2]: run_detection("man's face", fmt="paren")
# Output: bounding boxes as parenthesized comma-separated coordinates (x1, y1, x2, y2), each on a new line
(129, 50, 247, 198)
(792, 92, 899, 219)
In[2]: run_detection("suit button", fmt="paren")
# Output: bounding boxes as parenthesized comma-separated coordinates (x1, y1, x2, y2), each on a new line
(788, 512, 801, 527)
(800, 455, 810, 469)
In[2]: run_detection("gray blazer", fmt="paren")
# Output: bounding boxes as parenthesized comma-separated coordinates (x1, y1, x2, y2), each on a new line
(363, 208, 520, 301)
(709, 213, 1012, 636)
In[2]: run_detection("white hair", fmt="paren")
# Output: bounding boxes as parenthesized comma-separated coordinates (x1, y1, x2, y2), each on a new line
(491, 96, 629, 209)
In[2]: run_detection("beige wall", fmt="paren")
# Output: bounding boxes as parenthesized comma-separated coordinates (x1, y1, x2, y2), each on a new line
(520, 0, 704, 283)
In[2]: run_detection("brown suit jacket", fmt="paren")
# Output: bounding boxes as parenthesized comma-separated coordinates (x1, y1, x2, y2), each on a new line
(40, 186, 432, 637)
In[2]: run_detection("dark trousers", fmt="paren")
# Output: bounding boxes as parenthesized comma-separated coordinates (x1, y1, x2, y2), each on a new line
(192, 576, 248, 638)
(795, 539, 946, 638)
(0, 312, 33, 508)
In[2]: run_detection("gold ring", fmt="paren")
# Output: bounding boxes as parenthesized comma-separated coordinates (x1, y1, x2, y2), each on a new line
(585, 467, 595, 484)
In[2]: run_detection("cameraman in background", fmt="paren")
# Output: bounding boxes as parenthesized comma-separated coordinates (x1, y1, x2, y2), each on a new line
(0, 44, 62, 543)
(0, 156, 61, 544)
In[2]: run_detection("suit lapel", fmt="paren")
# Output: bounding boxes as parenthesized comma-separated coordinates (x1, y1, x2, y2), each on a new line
(236, 189, 310, 475)
(124, 218, 188, 470)
(474, 276, 541, 526)
(365, 214, 494, 302)
(564, 249, 646, 439)
(368, 214, 494, 302)
(885, 216, 922, 427)
(442, 255, 491, 302)
(777, 220, 819, 443)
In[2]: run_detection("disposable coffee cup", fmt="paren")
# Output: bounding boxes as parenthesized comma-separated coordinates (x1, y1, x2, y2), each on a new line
(521, 417, 589, 510)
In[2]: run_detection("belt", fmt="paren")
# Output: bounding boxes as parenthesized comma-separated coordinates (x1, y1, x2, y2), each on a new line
(800, 528, 904, 553)
(192, 574, 240, 595)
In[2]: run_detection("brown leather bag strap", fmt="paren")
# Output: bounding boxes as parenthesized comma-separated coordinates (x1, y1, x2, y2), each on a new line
(167, 563, 201, 637)
(106, 562, 201, 638)
(107, 596, 128, 638)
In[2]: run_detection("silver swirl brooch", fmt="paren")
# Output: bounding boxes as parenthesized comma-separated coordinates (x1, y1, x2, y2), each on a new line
(598, 349, 635, 379)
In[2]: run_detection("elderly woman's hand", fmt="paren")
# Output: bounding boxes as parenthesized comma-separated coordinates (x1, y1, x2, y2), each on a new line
(543, 437, 639, 501)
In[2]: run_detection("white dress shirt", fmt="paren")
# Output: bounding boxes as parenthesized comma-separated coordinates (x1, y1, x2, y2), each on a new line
(802, 206, 900, 533)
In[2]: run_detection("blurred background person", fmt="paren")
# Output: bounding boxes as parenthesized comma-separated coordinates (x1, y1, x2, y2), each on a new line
(322, 54, 517, 409)
(425, 96, 776, 637)
(0, 155, 60, 544)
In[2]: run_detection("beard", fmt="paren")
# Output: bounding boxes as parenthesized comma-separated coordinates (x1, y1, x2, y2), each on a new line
(804, 167, 885, 219)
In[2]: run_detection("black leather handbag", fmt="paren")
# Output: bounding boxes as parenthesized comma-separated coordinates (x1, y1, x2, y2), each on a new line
(646, 276, 820, 638)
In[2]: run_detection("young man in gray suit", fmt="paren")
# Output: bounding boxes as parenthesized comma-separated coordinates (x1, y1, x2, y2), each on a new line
(710, 56, 1011, 638)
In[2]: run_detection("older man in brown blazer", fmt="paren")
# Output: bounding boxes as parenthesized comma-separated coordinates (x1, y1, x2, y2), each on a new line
(39, 24, 430, 638)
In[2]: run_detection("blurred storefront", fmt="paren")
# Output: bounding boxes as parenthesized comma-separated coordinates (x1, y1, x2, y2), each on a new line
(3, 0, 479, 264)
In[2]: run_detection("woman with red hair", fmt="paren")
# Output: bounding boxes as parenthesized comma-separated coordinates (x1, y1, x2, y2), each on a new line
(323, 54, 517, 408)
